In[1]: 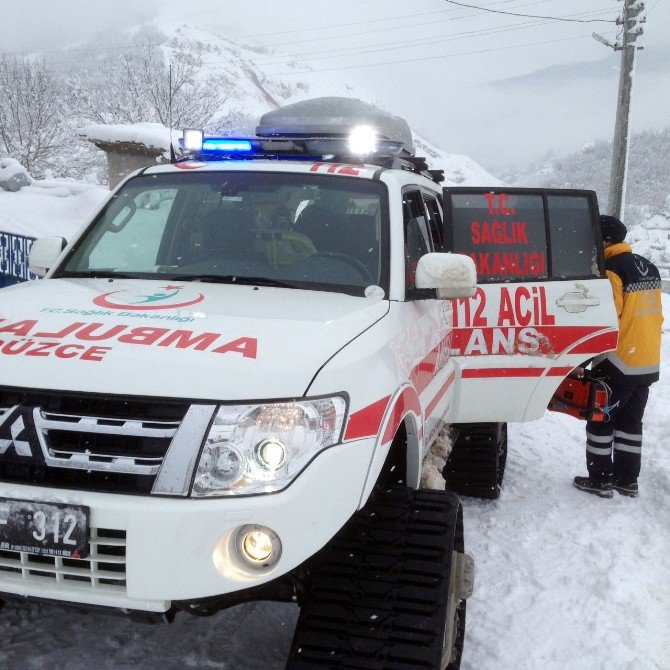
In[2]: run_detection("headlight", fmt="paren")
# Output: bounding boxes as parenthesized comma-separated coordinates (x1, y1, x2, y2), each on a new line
(192, 395, 347, 497)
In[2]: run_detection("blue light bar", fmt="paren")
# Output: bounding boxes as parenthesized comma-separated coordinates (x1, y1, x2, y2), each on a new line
(201, 139, 253, 152)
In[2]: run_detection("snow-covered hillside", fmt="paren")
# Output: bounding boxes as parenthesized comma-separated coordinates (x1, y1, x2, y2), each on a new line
(135, 21, 503, 185)
(3, 19, 498, 188)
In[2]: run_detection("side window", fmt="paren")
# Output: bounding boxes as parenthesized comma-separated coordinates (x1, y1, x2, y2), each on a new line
(547, 195, 598, 278)
(403, 190, 431, 292)
(448, 192, 547, 282)
(444, 189, 602, 282)
(423, 195, 444, 251)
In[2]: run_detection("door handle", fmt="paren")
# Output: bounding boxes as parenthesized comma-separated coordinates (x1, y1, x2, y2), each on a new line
(556, 292, 600, 313)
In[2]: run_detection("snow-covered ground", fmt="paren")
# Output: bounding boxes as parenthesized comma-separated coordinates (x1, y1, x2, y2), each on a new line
(1, 183, 668, 669)
(464, 306, 670, 670)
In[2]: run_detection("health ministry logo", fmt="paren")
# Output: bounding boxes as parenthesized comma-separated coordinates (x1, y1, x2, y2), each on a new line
(92, 285, 205, 311)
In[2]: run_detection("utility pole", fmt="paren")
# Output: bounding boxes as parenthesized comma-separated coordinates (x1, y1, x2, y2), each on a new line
(607, 0, 646, 220)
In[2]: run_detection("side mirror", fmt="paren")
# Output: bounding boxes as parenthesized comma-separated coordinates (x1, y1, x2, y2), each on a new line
(29, 237, 67, 277)
(415, 252, 477, 299)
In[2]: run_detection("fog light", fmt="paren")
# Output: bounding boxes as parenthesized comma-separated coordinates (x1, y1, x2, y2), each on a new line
(236, 525, 282, 569)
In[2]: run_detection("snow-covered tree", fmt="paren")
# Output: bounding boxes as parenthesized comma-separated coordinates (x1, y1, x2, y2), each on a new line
(72, 31, 225, 129)
(0, 55, 68, 176)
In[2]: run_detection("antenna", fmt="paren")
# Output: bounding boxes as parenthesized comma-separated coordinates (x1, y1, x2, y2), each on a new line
(168, 62, 176, 163)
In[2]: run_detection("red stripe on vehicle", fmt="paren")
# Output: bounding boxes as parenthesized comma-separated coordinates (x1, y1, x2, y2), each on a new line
(426, 370, 456, 419)
(344, 395, 391, 441)
(451, 325, 608, 357)
(410, 334, 451, 396)
(382, 387, 422, 445)
(568, 329, 618, 354)
(461, 367, 573, 378)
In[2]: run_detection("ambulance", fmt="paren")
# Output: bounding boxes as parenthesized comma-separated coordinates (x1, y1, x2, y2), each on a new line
(0, 98, 618, 669)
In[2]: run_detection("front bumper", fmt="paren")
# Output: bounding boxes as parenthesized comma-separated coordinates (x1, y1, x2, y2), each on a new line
(0, 437, 375, 612)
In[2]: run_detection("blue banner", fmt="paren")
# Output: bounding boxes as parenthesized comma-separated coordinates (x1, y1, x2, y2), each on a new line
(0, 232, 37, 288)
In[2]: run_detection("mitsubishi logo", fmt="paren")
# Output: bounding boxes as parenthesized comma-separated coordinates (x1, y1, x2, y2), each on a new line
(0, 406, 33, 457)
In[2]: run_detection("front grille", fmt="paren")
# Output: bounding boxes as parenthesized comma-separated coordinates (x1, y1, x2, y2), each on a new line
(0, 528, 127, 592)
(0, 389, 192, 494)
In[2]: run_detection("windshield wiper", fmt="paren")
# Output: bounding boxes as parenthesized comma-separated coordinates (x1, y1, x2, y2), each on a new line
(58, 270, 146, 279)
(168, 274, 299, 289)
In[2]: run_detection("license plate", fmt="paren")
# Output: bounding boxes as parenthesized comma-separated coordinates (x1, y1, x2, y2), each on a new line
(0, 498, 90, 559)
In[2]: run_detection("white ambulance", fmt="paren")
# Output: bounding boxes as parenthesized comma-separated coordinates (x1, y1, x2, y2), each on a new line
(0, 98, 618, 669)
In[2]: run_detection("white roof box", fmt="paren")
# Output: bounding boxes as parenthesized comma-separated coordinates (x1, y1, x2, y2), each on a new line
(256, 97, 415, 156)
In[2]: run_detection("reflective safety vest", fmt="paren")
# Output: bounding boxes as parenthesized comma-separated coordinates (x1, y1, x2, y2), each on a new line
(601, 243, 663, 383)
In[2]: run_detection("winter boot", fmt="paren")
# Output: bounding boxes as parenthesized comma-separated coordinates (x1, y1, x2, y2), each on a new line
(613, 481, 639, 497)
(573, 476, 613, 498)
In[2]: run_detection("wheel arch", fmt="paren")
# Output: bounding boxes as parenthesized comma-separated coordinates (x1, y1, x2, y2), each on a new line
(358, 385, 423, 508)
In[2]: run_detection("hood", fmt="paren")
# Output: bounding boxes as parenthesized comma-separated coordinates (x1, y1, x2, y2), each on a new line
(0, 278, 389, 400)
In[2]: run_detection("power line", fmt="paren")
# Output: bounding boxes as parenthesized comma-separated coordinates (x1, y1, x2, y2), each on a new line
(247, 7, 620, 65)
(245, 0, 561, 49)
(443, 0, 617, 22)
(241, 0, 547, 38)
(222, 31, 618, 78)
(0, 0, 551, 58)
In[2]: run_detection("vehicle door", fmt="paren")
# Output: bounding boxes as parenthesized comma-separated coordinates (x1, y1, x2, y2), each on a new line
(442, 187, 618, 423)
(401, 188, 455, 448)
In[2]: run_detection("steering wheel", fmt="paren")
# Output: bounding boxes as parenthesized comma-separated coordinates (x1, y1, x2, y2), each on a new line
(310, 251, 373, 283)
(265, 231, 317, 266)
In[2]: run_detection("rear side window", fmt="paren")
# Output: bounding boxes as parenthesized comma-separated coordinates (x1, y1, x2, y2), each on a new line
(547, 195, 598, 278)
(443, 188, 603, 282)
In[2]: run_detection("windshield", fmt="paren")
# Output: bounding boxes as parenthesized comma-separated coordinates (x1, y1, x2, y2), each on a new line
(57, 171, 389, 297)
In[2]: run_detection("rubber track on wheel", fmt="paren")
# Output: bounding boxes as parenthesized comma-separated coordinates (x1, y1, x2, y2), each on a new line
(286, 488, 460, 669)
(443, 423, 503, 500)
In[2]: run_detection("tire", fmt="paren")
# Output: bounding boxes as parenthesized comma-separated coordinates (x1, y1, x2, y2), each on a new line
(286, 488, 468, 669)
(443, 422, 507, 500)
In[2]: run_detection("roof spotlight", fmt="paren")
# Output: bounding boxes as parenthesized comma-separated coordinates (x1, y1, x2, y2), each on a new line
(182, 129, 204, 152)
(348, 125, 378, 156)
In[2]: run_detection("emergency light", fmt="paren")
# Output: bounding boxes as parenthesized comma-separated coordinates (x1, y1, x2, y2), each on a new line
(202, 139, 253, 153)
(176, 97, 443, 181)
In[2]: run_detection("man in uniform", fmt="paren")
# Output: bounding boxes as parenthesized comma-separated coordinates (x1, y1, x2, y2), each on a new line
(574, 215, 663, 498)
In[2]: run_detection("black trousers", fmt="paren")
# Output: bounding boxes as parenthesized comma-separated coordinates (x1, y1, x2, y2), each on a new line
(585, 365, 650, 485)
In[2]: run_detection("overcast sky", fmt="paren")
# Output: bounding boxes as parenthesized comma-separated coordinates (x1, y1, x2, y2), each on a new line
(1, 0, 669, 172)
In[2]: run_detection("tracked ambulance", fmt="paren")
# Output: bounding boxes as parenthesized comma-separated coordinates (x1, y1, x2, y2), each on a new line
(0, 98, 618, 668)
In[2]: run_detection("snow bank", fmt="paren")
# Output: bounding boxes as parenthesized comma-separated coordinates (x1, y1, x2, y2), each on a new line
(0, 158, 30, 183)
(0, 179, 108, 239)
(0, 158, 31, 192)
